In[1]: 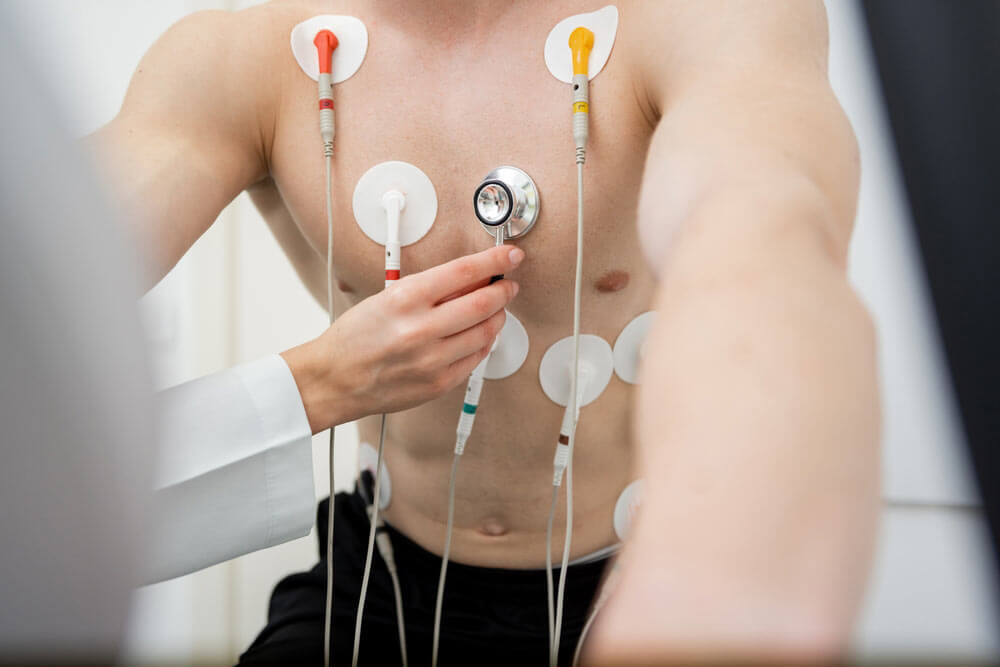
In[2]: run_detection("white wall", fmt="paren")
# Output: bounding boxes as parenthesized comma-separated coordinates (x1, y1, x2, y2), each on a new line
(7, 0, 996, 662)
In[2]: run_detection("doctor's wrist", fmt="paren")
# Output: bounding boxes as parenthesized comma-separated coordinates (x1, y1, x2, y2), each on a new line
(280, 337, 355, 435)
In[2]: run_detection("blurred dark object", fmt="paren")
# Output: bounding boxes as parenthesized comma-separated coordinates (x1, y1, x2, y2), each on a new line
(862, 0, 1000, 584)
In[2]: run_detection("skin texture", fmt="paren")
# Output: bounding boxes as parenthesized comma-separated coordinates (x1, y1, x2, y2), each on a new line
(89, 0, 878, 658)
(586, 2, 879, 661)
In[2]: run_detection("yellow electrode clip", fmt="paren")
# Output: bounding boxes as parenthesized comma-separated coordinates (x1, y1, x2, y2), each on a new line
(569, 27, 595, 162)
(569, 27, 594, 76)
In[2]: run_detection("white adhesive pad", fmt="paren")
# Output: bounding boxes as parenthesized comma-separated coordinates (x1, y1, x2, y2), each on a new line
(538, 334, 614, 407)
(358, 442, 391, 510)
(485, 310, 529, 380)
(613, 311, 654, 384)
(353, 161, 438, 246)
(613, 480, 643, 541)
(543, 5, 619, 83)
(290, 15, 368, 83)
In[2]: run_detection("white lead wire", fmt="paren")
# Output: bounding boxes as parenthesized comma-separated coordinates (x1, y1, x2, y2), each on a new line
(572, 604, 600, 667)
(551, 159, 585, 666)
(545, 484, 560, 651)
(352, 412, 388, 666)
(386, 552, 409, 666)
(432, 354, 490, 666)
(431, 452, 462, 666)
(571, 562, 619, 667)
(323, 154, 337, 667)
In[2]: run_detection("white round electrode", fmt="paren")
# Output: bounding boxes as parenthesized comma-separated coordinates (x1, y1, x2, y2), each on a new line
(352, 161, 438, 247)
(358, 442, 391, 510)
(290, 15, 368, 83)
(613, 311, 655, 384)
(484, 310, 530, 380)
(543, 5, 619, 84)
(613, 480, 643, 541)
(538, 334, 614, 407)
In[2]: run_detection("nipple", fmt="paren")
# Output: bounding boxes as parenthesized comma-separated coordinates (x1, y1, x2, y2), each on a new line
(595, 269, 630, 293)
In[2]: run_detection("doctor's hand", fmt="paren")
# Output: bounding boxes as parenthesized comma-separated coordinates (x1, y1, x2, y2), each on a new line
(281, 245, 524, 434)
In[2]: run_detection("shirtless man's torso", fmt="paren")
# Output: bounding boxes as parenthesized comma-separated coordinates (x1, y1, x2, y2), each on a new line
(117, 0, 663, 567)
(95, 1, 874, 661)
(281, 0, 654, 566)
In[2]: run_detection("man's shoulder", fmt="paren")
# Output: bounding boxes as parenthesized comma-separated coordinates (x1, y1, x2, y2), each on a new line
(158, 1, 345, 67)
(619, 0, 829, 113)
(120, 2, 329, 161)
(165, 2, 312, 50)
(143, 2, 323, 109)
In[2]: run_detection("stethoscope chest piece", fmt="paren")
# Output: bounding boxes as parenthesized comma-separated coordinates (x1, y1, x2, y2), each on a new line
(474, 166, 540, 241)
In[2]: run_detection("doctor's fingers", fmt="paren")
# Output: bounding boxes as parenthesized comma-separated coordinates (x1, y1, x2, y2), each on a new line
(434, 265, 520, 304)
(434, 309, 507, 366)
(424, 278, 518, 339)
(440, 343, 494, 392)
(392, 245, 524, 307)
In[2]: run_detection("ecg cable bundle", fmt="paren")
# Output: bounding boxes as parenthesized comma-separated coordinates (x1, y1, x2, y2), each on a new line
(352, 412, 398, 667)
(306, 13, 612, 665)
(346, 159, 437, 665)
(431, 351, 491, 666)
(313, 29, 339, 667)
(352, 184, 412, 666)
(547, 25, 595, 667)
(312, 29, 408, 667)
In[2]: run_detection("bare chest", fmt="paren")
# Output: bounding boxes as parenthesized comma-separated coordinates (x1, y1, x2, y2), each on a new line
(266, 11, 655, 323)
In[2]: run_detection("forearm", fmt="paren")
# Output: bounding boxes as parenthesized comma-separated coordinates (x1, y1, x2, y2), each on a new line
(596, 192, 880, 660)
(280, 337, 357, 435)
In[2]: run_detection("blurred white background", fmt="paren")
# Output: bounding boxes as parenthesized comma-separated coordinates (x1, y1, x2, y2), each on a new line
(4, 0, 997, 662)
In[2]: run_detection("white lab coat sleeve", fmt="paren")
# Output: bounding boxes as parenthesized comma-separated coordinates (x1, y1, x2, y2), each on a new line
(143, 354, 316, 584)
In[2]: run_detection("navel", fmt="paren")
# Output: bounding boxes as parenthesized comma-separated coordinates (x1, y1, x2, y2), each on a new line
(337, 279, 354, 293)
(478, 518, 508, 537)
(595, 269, 630, 293)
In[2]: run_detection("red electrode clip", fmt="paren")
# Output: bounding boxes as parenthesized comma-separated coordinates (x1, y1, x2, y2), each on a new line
(313, 30, 339, 74)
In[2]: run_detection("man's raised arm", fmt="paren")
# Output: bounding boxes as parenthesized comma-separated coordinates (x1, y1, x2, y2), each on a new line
(88, 9, 277, 286)
(593, 1, 879, 660)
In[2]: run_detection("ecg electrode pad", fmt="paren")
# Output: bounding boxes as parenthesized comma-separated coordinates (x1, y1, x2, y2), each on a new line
(291, 15, 368, 82)
(484, 310, 530, 380)
(613, 311, 654, 384)
(538, 334, 615, 407)
(544, 6, 619, 83)
(352, 161, 438, 247)
(613, 480, 642, 540)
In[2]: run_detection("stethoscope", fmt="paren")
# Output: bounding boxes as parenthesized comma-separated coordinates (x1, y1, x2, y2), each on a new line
(473, 166, 540, 246)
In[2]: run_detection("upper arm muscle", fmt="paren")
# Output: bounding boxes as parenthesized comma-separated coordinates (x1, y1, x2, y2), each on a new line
(629, 1, 859, 269)
(89, 9, 276, 286)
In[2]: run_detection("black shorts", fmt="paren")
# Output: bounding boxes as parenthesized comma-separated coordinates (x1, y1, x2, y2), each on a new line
(238, 489, 609, 666)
